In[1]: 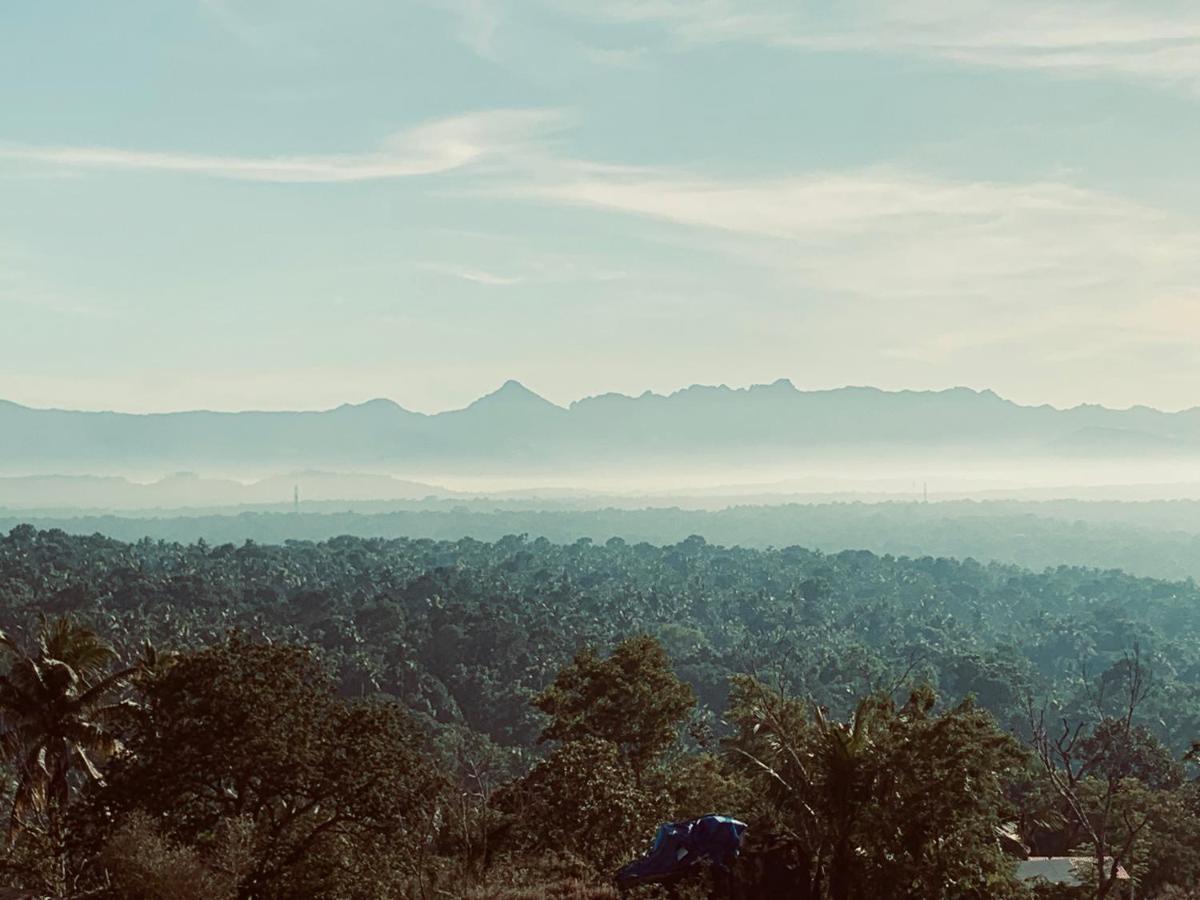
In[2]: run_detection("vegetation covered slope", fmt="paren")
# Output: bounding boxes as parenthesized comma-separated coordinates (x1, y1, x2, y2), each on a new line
(7, 498, 1200, 581)
(3, 525, 1199, 750)
(1, 525, 1199, 897)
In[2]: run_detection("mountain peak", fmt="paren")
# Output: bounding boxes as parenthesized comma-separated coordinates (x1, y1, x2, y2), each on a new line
(498, 378, 533, 395)
(333, 398, 409, 415)
(466, 380, 561, 412)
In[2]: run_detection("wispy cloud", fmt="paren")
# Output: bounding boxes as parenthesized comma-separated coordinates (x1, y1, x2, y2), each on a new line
(0, 109, 563, 183)
(444, 0, 504, 58)
(555, 0, 1200, 94)
(421, 263, 524, 286)
(579, 44, 650, 68)
(483, 149, 1200, 366)
(418, 249, 629, 287)
(456, 269, 522, 286)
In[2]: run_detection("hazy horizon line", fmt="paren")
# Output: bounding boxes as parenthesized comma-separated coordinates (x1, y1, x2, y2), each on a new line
(4, 379, 1199, 418)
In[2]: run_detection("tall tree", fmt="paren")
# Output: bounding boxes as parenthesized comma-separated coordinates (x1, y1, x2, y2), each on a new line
(0, 616, 131, 840)
(0, 616, 133, 895)
(533, 635, 695, 775)
(727, 678, 1026, 900)
(492, 636, 695, 870)
(1029, 649, 1162, 900)
(78, 637, 445, 899)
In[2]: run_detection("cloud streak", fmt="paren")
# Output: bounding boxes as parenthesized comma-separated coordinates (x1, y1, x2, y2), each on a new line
(420, 263, 524, 286)
(486, 151, 1200, 369)
(0, 109, 562, 183)
(5, 101, 1197, 401)
(556, 0, 1200, 93)
(6, 105, 1196, 334)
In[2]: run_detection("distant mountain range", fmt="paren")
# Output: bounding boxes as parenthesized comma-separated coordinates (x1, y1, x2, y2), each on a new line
(3, 380, 1200, 475)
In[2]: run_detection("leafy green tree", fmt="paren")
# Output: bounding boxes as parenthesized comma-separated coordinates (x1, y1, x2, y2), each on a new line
(77, 637, 445, 899)
(533, 635, 694, 775)
(492, 637, 700, 873)
(1077, 718, 1183, 790)
(98, 811, 245, 900)
(492, 736, 663, 871)
(1083, 777, 1200, 898)
(860, 687, 1027, 899)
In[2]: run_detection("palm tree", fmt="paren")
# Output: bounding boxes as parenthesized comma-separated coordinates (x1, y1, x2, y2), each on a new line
(0, 615, 134, 842)
(813, 696, 883, 900)
(727, 680, 885, 900)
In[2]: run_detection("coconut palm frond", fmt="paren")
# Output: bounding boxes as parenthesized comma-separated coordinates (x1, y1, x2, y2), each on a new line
(0, 617, 133, 838)
(73, 745, 104, 783)
(74, 666, 137, 708)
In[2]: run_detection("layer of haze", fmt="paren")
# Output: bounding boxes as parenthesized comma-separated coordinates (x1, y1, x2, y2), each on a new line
(3, 1, 1200, 414)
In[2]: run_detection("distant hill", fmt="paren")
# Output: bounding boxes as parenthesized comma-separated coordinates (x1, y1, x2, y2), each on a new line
(0, 472, 451, 511)
(2, 381, 1199, 475)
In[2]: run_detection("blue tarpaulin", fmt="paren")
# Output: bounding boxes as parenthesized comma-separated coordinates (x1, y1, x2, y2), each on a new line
(616, 815, 747, 889)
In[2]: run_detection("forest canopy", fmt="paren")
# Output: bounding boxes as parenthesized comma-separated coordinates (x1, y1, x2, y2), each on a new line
(0, 525, 1198, 897)
(7, 498, 1200, 581)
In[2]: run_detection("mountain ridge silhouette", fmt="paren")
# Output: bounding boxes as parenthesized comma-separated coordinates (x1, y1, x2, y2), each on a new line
(3, 381, 1199, 473)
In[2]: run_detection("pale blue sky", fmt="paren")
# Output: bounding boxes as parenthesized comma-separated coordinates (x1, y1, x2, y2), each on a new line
(3, 0, 1200, 412)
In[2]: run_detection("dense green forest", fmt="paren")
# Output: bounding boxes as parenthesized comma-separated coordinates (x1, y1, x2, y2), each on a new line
(1, 525, 1199, 897)
(6, 498, 1200, 581)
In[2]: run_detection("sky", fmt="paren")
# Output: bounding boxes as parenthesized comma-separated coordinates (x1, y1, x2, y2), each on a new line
(2, 0, 1200, 414)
